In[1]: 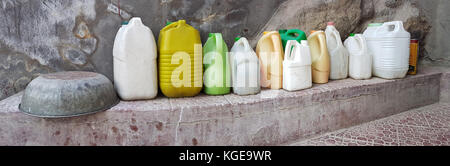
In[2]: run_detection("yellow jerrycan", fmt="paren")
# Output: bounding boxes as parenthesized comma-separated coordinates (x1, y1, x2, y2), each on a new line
(159, 20, 203, 98)
(308, 31, 330, 84)
(256, 31, 284, 90)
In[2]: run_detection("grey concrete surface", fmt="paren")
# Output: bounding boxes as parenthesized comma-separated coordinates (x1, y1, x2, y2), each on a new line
(0, 68, 444, 146)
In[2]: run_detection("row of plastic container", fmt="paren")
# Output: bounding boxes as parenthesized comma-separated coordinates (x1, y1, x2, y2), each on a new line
(113, 18, 412, 100)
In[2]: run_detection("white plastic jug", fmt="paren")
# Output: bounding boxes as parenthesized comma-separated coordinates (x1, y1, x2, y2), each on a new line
(230, 37, 261, 95)
(325, 22, 349, 80)
(283, 40, 312, 91)
(363, 21, 411, 79)
(113, 17, 158, 100)
(344, 34, 372, 80)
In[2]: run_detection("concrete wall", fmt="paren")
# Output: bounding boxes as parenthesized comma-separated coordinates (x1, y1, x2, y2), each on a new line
(0, 0, 448, 100)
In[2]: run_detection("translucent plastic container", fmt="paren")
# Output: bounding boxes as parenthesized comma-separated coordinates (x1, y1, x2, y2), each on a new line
(325, 22, 349, 80)
(230, 37, 261, 95)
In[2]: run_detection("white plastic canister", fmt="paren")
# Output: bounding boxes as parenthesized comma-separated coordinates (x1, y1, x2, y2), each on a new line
(363, 21, 411, 79)
(113, 17, 158, 100)
(325, 22, 349, 80)
(230, 37, 261, 95)
(283, 40, 312, 91)
(344, 34, 372, 80)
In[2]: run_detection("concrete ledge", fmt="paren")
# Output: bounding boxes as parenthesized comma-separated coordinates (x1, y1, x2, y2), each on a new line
(0, 68, 446, 146)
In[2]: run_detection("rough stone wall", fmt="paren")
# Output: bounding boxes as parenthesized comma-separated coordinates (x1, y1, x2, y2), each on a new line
(0, 0, 447, 100)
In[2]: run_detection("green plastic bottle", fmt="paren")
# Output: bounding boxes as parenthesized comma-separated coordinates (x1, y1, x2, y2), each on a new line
(279, 29, 307, 50)
(203, 33, 231, 95)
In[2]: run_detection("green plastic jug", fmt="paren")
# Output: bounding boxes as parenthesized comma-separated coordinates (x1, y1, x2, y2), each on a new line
(279, 29, 307, 50)
(203, 33, 231, 95)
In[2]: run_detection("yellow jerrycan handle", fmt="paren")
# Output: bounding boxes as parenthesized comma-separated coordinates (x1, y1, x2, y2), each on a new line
(316, 33, 329, 71)
(271, 34, 283, 59)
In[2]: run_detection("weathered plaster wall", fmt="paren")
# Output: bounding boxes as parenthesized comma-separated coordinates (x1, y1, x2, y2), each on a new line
(0, 0, 447, 100)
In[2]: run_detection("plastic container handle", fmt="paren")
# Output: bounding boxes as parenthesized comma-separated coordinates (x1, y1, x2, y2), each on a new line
(318, 33, 327, 56)
(271, 34, 283, 59)
(284, 40, 296, 61)
(287, 29, 303, 40)
(332, 30, 343, 47)
(384, 21, 403, 32)
(357, 35, 368, 54)
(129, 17, 143, 26)
(354, 35, 364, 55)
(240, 37, 252, 52)
(215, 33, 223, 55)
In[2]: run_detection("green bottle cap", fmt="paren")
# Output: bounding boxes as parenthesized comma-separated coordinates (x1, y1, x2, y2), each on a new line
(350, 33, 355, 37)
(235, 36, 241, 42)
(166, 21, 173, 26)
(121, 21, 129, 25)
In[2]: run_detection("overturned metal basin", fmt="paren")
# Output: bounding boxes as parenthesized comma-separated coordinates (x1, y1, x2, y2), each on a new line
(19, 71, 119, 118)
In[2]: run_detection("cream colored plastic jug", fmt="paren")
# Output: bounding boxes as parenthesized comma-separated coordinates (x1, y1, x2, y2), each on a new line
(308, 31, 330, 84)
(230, 37, 261, 95)
(325, 22, 349, 80)
(344, 34, 372, 80)
(363, 21, 411, 79)
(256, 31, 284, 90)
(283, 40, 312, 91)
(113, 17, 158, 100)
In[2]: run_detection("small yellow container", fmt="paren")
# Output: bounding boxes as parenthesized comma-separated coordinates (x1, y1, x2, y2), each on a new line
(408, 39, 419, 75)
(158, 20, 203, 98)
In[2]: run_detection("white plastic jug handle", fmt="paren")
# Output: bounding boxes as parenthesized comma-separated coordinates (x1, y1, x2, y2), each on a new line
(216, 33, 223, 54)
(240, 37, 252, 52)
(354, 35, 365, 54)
(129, 17, 143, 26)
(332, 30, 343, 47)
(284, 40, 297, 61)
(383, 21, 404, 32)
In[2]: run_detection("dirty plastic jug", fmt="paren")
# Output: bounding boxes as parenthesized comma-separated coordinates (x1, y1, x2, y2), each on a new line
(113, 17, 158, 100)
(159, 20, 203, 98)
(325, 22, 349, 80)
(280, 29, 307, 51)
(344, 34, 372, 80)
(256, 31, 284, 90)
(230, 37, 261, 95)
(308, 31, 330, 84)
(363, 21, 411, 79)
(203, 33, 231, 95)
(283, 40, 312, 91)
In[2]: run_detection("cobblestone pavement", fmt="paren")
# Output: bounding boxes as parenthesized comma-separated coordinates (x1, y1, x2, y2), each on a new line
(291, 102, 450, 146)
